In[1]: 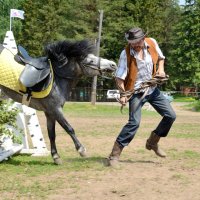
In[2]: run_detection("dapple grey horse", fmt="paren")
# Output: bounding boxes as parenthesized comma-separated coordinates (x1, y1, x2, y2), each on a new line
(0, 40, 116, 164)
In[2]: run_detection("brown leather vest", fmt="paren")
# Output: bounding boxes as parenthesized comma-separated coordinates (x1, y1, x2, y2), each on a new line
(124, 38, 158, 91)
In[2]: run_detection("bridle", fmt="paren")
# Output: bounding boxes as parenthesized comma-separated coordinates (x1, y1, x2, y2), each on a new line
(52, 56, 109, 80)
(81, 57, 114, 79)
(53, 55, 114, 80)
(81, 57, 101, 72)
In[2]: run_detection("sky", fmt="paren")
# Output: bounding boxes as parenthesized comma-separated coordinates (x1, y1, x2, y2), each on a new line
(179, 0, 186, 5)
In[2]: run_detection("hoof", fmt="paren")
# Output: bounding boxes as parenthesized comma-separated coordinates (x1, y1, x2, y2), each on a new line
(78, 146, 87, 157)
(54, 157, 63, 165)
(103, 158, 120, 168)
(52, 154, 62, 165)
(103, 158, 111, 167)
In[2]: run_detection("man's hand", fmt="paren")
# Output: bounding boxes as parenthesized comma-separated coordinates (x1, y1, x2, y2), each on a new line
(155, 70, 166, 78)
(120, 96, 128, 106)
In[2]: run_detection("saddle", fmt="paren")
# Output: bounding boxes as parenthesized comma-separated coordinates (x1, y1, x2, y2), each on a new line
(14, 45, 52, 101)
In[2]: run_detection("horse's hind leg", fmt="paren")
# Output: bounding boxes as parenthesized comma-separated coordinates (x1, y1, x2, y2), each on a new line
(55, 109, 87, 157)
(45, 112, 62, 165)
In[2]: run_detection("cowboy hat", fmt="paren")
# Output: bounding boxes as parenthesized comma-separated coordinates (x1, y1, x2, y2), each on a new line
(125, 27, 147, 43)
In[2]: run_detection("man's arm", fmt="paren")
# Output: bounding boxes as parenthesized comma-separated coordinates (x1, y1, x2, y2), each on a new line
(150, 38, 166, 77)
(115, 77, 128, 105)
(115, 77, 125, 92)
(115, 50, 129, 105)
(156, 59, 166, 77)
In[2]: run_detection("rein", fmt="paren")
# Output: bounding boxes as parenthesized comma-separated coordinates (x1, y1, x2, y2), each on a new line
(119, 75, 169, 113)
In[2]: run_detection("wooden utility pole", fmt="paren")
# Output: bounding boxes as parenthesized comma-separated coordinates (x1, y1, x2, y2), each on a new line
(91, 10, 103, 105)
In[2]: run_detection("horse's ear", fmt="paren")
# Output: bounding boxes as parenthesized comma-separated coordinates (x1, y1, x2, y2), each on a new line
(44, 43, 56, 59)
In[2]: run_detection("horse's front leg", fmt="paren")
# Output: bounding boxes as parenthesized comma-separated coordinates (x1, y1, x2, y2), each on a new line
(55, 109, 87, 157)
(45, 112, 62, 165)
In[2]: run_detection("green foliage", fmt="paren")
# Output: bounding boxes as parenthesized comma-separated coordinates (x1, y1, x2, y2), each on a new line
(0, 100, 22, 144)
(0, 0, 199, 90)
(168, 0, 200, 89)
(98, 0, 181, 61)
(17, 0, 99, 56)
(0, 0, 24, 42)
(188, 100, 200, 111)
(18, 0, 65, 55)
(194, 101, 200, 111)
(60, 0, 98, 41)
(173, 94, 196, 102)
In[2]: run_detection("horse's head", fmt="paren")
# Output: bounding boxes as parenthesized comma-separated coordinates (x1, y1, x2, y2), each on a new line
(81, 54, 117, 77)
(45, 40, 117, 79)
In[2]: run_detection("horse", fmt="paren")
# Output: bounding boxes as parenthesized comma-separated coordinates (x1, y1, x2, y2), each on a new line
(0, 40, 117, 164)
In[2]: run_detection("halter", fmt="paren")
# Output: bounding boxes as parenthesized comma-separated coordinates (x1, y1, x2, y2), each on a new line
(52, 55, 114, 80)
(81, 57, 101, 71)
(81, 57, 114, 79)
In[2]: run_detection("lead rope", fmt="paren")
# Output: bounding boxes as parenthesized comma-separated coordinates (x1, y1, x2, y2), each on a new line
(118, 75, 169, 114)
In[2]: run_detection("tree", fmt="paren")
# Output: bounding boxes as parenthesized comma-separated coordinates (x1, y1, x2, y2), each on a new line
(97, 0, 181, 59)
(0, 0, 24, 42)
(96, 0, 181, 88)
(17, 0, 100, 56)
(168, 0, 200, 89)
(60, 0, 98, 41)
(17, 0, 64, 55)
(2, 0, 190, 90)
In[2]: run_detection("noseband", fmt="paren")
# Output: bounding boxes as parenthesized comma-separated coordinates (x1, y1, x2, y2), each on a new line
(81, 57, 114, 79)
(81, 57, 102, 73)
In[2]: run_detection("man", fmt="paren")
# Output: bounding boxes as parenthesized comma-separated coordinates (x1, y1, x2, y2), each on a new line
(107, 27, 176, 167)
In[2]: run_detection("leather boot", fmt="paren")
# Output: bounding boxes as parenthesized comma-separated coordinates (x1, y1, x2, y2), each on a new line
(146, 131, 166, 157)
(106, 141, 123, 167)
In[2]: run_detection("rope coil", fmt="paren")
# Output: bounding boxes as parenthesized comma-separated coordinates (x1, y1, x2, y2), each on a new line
(118, 75, 169, 113)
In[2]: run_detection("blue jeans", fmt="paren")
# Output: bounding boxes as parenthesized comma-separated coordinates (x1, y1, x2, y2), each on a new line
(116, 88, 176, 147)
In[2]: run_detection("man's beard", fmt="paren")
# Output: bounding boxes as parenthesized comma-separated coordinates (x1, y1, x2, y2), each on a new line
(133, 46, 143, 52)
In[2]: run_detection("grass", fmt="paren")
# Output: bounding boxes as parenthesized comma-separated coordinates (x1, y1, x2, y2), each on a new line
(173, 95, 200, 111)
(0, 155, 64, 199)
(63, 102, 158, 117)
(63, 102, 125, 117)
(185, 101, 200, 111)
(173, 94, 196, 102)
(170, 124, 200, 139)
(169, 149, 200, 159)
(0, 102, 200, 199)
(0, 153, 106, 199)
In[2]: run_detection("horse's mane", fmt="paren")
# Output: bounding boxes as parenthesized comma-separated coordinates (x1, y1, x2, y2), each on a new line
(44, 40, 95, 61)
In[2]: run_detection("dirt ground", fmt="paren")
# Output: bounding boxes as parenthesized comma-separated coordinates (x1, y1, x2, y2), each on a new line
(37, 102, 200, 200)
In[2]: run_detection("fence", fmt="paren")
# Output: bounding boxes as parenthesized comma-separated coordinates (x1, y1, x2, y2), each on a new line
(70, 87, 111, 102)
(69, 87, 200, 102)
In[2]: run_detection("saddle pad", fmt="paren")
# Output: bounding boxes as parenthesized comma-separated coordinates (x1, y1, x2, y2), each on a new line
(0, 48, 53, 99)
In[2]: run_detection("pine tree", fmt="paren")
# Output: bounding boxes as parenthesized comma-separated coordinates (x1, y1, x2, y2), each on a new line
(19, 0, 64, 55)
(0, 0, 24, 42)
(168, 0, 200, 89)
